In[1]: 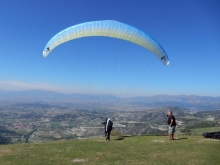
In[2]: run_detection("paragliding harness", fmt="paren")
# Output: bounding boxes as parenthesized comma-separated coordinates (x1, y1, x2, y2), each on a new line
(106, 119, 113, 132)
(103, 118, 113, 132)
(202, 132, 220, 140)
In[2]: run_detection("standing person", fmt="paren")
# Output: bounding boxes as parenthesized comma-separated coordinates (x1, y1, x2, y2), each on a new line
(166, 110, 176, 140)
(102, 118, 113, 141)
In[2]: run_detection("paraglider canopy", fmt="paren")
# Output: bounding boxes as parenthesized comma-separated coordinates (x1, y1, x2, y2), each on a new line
(43, 20, 169, 65)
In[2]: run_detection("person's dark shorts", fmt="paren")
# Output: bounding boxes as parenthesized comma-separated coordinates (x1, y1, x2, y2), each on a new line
(168, 125, 176, 134)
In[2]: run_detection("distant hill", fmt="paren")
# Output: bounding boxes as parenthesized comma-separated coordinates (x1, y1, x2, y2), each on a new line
(0, 89, 220, 110)
(128, 95, 220, 111)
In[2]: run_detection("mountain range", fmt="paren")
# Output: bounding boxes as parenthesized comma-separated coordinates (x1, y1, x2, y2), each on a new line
(0, 89, 220, 111)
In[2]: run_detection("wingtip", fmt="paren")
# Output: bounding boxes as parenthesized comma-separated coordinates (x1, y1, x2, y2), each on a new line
(43, 51, 47, 57)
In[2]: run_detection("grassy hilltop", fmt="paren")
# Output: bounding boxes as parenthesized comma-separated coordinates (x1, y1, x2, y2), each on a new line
(0, 135, 219, 165)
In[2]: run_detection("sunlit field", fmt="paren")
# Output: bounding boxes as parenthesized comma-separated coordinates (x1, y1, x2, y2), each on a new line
(0, 135, 219, 165)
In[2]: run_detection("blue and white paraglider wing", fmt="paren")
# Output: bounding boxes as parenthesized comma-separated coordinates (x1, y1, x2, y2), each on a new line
(43, 20, 169, 65)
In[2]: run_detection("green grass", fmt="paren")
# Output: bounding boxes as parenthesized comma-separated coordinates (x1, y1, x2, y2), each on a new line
(0, 135, 219, 165)
(190, 126, 220, 135)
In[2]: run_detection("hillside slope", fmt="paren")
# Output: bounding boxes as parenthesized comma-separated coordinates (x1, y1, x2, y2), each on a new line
(0, 135, 219, 165)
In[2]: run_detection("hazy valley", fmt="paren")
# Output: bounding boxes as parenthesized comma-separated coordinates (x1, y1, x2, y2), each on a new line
(0, 90, 220, 144)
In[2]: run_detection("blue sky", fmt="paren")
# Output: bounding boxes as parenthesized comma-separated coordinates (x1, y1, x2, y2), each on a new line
(0, 0, 220, 97)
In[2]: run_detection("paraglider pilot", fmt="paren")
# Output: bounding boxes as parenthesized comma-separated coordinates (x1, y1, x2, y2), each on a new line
(102, 118, 113, 141)
(166, 110, 176, 140)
